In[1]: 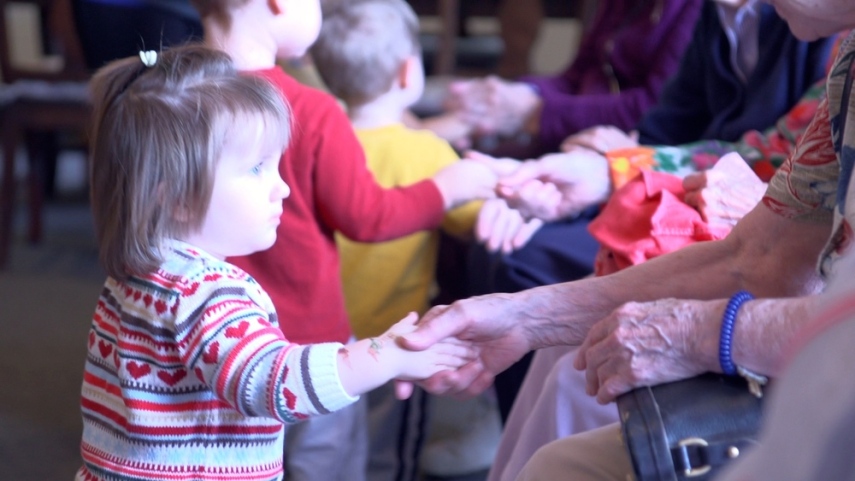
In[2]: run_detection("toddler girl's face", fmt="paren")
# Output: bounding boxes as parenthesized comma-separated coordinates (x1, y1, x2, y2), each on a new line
(187, 114, 289, 259)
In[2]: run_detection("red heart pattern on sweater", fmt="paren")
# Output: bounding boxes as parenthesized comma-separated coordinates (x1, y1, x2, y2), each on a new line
(203, 342, 219, 364)
(225, 321, 249, 339)
(126, 361, 151, 379)
(98, 340, 113, 359)
(157, 369, 187, 386)
(154, 300, 168, 315)
(283, 387, 297, 410)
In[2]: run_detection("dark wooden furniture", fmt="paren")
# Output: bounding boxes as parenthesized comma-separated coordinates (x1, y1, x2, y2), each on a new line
(407, 0, 592, 76)
(0, 0, 91, 269)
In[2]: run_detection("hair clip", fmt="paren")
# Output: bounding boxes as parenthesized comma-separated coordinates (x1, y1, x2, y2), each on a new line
(139, 50, 158, 67)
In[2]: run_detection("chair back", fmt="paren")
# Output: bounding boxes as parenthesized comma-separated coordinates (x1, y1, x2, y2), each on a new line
(0, 0, 89, 83)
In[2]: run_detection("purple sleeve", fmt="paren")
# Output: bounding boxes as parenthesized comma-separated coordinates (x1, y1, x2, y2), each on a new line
(522, 0, 703, 151)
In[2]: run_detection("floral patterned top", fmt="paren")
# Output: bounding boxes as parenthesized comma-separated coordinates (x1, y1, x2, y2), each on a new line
(762, 31, 855, 279)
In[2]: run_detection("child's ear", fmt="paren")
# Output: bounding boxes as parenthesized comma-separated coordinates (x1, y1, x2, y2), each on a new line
(398, 56, 418, 89)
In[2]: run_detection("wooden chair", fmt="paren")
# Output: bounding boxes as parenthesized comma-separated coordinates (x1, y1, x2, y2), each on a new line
(408, 0, 592, 76)
(0, 0, 91, 269)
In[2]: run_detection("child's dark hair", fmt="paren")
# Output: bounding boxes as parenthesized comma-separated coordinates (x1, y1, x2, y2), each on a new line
(89, 44, 290, 280)
(311, 0, 420, 106)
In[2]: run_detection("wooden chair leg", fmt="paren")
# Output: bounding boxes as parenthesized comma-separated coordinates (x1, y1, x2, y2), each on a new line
(0, 125, 19, 269)
(25, 131, 53, 244)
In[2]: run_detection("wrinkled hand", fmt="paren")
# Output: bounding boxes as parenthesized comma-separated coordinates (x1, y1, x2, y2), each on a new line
(573, 298, 722, 404)
(561, 126, 639, 154)
(395, 293, 534, 399)
(475, 198, 544, 253)
(683, 152, 767, 228)
(496, 150, 610, 221)
(446, 76, 541, 136)
(433, 159, 498, 209)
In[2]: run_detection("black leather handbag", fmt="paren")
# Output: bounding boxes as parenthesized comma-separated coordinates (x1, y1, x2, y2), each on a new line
(616, 373, 764, 481)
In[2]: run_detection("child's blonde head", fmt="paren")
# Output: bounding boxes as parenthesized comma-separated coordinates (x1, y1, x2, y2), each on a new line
(89, 44, 290, 280)
(311, 0, 420, 106)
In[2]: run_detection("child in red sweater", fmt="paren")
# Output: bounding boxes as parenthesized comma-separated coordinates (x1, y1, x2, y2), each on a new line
(189, 0, 498, 479)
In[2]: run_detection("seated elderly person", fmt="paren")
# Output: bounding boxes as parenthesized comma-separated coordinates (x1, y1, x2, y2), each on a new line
(393, 2, 855, 479)
(473, 0, 839, 423)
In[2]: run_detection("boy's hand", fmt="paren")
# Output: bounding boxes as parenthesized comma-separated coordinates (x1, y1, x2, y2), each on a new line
(475, 198, 544, 253)
(496, 150, 609, 221)
(464, 150, 523, 176)
(433, 160, 498, 210)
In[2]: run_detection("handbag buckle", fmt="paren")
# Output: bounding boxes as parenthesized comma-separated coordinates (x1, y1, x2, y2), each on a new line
(676, 437, 712, 477)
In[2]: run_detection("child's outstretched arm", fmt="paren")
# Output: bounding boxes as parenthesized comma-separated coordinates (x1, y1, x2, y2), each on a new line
(336, 313, 477, 397)
(432, 160, 499, 210)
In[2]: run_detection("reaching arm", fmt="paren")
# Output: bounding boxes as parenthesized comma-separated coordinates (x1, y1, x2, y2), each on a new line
(401, 202, 831, 397)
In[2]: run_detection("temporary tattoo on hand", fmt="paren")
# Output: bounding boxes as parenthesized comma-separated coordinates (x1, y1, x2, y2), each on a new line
(339, 347, 352, 369)
(368, 337, 383, 361)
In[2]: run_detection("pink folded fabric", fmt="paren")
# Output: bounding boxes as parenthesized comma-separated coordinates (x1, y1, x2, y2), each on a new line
(589, 170, 732, 276)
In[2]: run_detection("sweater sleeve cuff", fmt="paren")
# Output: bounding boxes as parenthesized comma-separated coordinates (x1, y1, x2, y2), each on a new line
(304, 342, 359, 413)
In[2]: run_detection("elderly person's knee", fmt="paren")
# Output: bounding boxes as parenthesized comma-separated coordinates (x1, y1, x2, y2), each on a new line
(516, 423, 632, 481)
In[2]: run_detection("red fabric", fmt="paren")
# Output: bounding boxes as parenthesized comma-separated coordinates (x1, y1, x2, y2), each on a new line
(229, 68, 445, 344)
(589, 170, 731, 276)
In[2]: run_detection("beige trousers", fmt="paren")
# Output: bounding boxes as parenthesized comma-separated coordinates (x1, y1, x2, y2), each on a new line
(516, 423, 633, 481)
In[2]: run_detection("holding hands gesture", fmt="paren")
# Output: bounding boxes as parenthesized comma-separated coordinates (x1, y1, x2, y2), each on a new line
(494, 150, 611, 221)
(445, 76, 542, 137)
(338, 312, 479, 396)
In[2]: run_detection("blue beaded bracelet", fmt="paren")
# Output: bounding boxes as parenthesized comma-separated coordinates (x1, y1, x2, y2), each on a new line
(719, 290, 754, 375)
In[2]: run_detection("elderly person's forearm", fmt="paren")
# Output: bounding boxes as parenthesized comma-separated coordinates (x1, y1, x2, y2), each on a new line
(527, 204, 829, 350)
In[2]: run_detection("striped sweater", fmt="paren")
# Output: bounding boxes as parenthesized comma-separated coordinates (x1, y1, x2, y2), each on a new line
(76, 241, 356, 481)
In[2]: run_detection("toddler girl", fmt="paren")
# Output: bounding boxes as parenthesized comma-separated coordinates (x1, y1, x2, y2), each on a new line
(77, 44, 472, 481)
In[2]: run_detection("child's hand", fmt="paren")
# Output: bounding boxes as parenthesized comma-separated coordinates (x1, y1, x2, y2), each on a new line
(475, 198, 543, 253)
(433, 159, 499, 210)
(464, 150, 523, 176)
(496, 177, 562, 222)
(496, 151, 610, 221)
(383, 313, 478, 381)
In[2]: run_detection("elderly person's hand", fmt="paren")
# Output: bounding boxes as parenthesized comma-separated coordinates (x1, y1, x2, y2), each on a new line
(475, 198, 544, 253)
(561, 126, 639, 154)
(683, 152, 768, 228)
(395, 292, 538, 398)
(573, 298, 724, 404)
(446, 76, 542, 137)
(496, 149, 611, 221)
